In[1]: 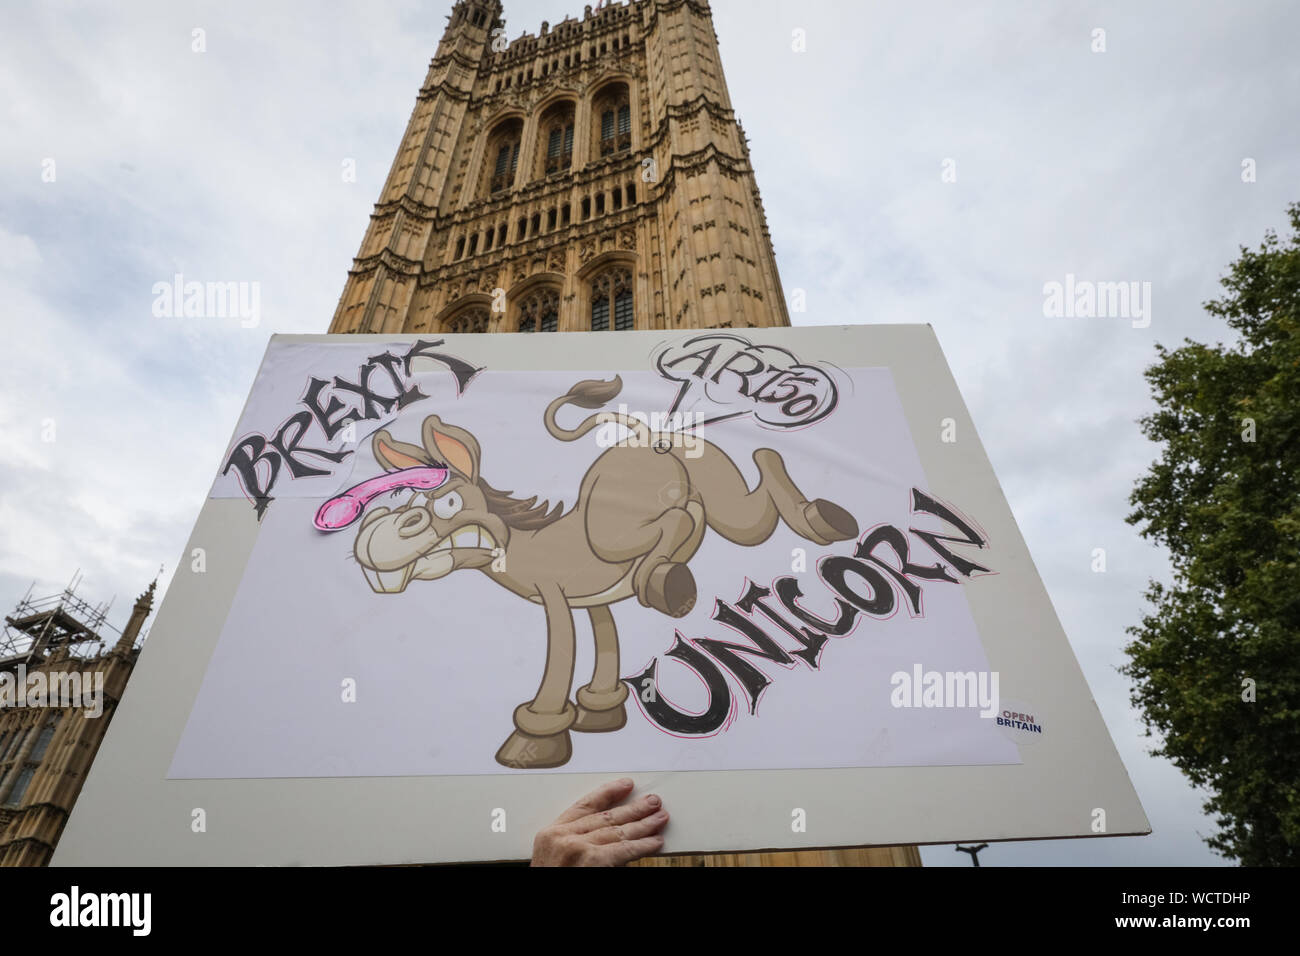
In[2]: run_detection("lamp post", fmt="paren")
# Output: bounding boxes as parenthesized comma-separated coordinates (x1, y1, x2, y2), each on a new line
(955, 843, 989, 867)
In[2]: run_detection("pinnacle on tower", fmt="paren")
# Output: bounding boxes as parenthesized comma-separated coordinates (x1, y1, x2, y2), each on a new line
(113, 580, 156, 654)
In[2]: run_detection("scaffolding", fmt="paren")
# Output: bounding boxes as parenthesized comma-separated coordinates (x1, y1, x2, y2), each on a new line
(0, 571, 121, 672)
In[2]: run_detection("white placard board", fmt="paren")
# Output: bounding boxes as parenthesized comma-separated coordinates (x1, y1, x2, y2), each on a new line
(53, 326, 1149, 865)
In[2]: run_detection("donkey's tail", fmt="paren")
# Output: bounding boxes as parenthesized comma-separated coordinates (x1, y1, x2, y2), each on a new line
(544, 375, 651, 444)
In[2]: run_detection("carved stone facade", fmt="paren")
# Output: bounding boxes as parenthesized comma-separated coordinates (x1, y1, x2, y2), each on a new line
(0, 583, 153, 866)
(328, 0, 790, 335)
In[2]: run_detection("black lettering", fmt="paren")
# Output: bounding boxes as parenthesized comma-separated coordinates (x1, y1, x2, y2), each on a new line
(368, 351, 425, 410)
(752, 369, 801, 405)
(402, 339, 484, 395)
(301, 377, 359, 440)
(774, 575, 858, 636)
(855, 525, 958, 614)
(623, 634, 732, 736)
(269, 411, 352, 479)
(910, 488, 991, 576)
(331, 362, 402, 421)
(735, 581, 827, 668)
(778, 375, 820, 419)
(222, 436, 280, 520)
(820, 556, 895, 617)
(693, 601, 795, 713)
(662, 342, 723, 380)
(707, 347, 764, 395)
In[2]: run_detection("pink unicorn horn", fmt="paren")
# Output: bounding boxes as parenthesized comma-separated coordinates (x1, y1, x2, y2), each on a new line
(314, 466, 449, 532)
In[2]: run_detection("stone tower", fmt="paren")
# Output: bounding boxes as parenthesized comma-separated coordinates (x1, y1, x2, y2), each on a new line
(328, 0, 919, 868)
(329, 0, 790, 336)
(0, 579, 154, 866)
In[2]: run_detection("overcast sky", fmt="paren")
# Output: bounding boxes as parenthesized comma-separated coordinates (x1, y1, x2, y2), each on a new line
(2, 0, 1297, 866)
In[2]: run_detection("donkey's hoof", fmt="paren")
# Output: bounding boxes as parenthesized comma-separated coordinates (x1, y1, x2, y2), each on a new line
(495, 730, 572, 769)
(646, 561, 696, 618)
(574, 702, 627, 733)
(805, 499, 859, 544)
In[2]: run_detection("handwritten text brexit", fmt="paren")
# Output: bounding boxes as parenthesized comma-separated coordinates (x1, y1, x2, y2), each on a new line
(625, 489, 993, 735)
(223, 340, 480, 518)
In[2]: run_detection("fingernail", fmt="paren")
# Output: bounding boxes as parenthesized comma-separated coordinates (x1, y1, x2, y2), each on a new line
(618, 778, 633, 787)
(646, 794, 661, 807)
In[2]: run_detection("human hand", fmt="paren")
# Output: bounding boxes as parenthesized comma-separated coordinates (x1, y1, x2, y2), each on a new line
(531, 778, 668, 866)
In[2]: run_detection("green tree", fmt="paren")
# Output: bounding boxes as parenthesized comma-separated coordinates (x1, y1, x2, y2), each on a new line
(1125, 203, 1300, 865)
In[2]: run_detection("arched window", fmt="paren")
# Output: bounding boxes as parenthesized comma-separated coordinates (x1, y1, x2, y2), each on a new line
(590, 268, 633, 331)
(8, 766, 35, 806)
(538, 101, 576, 175)
(518, 288, 560, 333)
(30, 714, 59, 762)
(593, 84, 631, 157)
(484, 118, 523, 196)
(445, 307, 491, 334)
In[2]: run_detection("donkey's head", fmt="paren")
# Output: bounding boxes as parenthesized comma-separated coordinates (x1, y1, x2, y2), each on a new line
(352, 416, 509, 594)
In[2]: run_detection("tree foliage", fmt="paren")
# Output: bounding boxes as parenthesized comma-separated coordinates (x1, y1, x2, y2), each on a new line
(1125, 203, 1300, 865)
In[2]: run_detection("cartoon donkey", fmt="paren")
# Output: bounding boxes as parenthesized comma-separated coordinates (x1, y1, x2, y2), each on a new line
(316, 376, 859, 769)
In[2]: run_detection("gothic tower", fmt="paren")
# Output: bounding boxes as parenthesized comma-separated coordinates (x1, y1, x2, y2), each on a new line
(328, 0, 919, 868)
(0, 579, 154, 866)
(329, 0, 790, 335)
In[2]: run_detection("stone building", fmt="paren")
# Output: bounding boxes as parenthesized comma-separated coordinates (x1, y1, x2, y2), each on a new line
(330, 0, 919, 867)
(329, 0, 788, 336)
(0, 581, 153, 866)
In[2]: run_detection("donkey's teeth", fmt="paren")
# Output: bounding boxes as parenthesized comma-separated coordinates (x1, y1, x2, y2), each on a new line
(425, 525, 492, 556)
(362, 565, 412, 594)
(453, 527, 483, 549)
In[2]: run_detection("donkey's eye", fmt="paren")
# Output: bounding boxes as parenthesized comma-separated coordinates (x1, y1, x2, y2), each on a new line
(408, 492, 430, 511)
(433, 491, 463, 520)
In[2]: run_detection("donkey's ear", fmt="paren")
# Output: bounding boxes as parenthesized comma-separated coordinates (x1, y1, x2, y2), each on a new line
(423, 416, 480, 483)
(371, 429, 433, 472)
